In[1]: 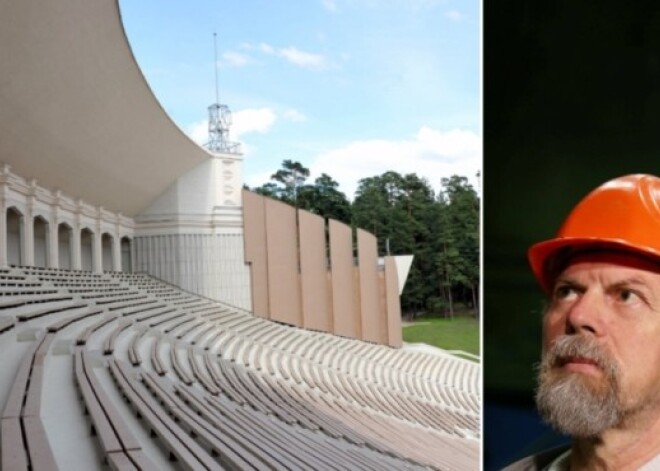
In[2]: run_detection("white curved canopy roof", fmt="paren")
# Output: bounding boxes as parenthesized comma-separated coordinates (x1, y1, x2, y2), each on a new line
(0, 1, 210, 216)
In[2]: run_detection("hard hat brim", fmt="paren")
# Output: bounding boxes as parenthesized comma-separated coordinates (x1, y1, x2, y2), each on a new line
(528, 237, 660, 294)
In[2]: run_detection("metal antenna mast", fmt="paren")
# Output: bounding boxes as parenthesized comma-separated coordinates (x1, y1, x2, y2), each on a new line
(213, 32, 219, 103)
(206, 31, 240, 154)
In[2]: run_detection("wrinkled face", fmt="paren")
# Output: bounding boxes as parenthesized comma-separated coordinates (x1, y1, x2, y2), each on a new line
(536, 252, 660, 437)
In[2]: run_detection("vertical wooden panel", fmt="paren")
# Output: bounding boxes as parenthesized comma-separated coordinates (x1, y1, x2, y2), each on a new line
(329, 220, 357, 339)
(242, 190, 269, 318)
(299, 209, 330, 332)
(326, 271, 334, 330)
(353, 267, 362, 339)
(265, 198, 302, 326)
(378, 271, 389, 343)
(357, 229, 382, 343)
(384, 256, 403, 347)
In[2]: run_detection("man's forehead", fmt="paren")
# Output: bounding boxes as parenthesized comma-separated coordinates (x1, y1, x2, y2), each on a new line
(554, 250, 660, 282)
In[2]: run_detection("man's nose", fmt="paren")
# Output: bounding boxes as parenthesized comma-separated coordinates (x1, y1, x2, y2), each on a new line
(565, 291, 604, 336)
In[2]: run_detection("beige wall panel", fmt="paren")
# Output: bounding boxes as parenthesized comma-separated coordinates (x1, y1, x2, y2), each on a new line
(326, 271, 335, 330)
(378, 272, 389, 343)
(357, 229, 382, 343)
(385, 256, 403, 347)
(354, 267, 363, 339)
(329, 220, 357, 339)
(242, 190, 269, 318)
(299, 210, 330, 332)
(265, 198, 302, 326)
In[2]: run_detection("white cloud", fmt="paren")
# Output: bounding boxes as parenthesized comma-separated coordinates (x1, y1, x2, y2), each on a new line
(321, 0, 338, 12)
(283, 109, 307, 122)
(242, 42, 329, 70)
(278, 47, 328, 70)
(231, 108, 277, 139)
(309, 127, 481, 198)
(344, 0, 444, 11)
(244, 170, 274, 189)
(186, 120, 208, 146)
(259, 42, 275, 54)
(445, 9, 464, 22)
(185, 107, 277, 147)
(222, 51, 251, 67)
(415, 127, 480, 159)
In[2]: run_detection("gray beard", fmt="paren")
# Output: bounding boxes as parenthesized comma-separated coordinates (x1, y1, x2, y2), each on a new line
(535, 335, 622, 437)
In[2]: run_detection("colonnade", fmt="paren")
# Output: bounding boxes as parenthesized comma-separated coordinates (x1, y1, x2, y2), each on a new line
(4, 206, 132, 272)
(0, 166, 134, 273)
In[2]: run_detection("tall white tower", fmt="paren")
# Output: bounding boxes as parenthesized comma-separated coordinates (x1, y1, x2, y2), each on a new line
(207, 32, 240, 154)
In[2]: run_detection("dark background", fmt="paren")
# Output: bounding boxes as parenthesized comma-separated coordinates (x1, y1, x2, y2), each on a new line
(484, 2, 660, 469)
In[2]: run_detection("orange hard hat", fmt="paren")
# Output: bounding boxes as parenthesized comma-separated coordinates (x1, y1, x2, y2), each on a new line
(528, 174, 660, 293)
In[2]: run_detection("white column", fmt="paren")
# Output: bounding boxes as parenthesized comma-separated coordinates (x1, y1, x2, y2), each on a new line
(50, 200, 60, 269)
(49, 217, 58, 268)
(24, 181, 36, 266)
(23, 212, 34, 266)
(93, 229, 102, 273)
(72, 224, 81, 270)
(0, 198, 6, 268)
(0, 168, 7, 267)
(113, 233, 121, 272)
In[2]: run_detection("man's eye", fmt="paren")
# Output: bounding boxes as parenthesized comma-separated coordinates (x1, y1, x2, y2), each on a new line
(554, 285, 577, 300)
(617, 289, 639, 304)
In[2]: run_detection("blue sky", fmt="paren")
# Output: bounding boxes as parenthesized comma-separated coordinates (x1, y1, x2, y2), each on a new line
(119, 0, 480, 198)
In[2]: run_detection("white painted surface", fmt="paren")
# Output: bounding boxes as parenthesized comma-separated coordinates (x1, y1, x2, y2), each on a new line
(1, 166, 135, 271)
(139, 155, 243, 225)
(393, 255, 414, 294)
(134, 233, 251, 310)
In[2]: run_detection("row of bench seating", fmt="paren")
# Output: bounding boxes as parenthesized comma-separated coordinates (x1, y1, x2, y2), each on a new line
(0, 266, 480, 470)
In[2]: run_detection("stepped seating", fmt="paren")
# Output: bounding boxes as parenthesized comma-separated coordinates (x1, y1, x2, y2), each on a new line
(0, 266, 480, 470)
(187, 348, 220, 396)
(0, 292, 73, 310)
(150, 335, 167, 377)
(215, 325, 479, 423)
(74, 348, 156, 469)
(1, 330, 58, 470)
(0, 315, 15, 333)
(175, 319, 206, 341)
(103, 319, 134, 355)
(15, 300, 87, 322)
(108, 359, 225, 470)
(0, 279, 42, 288)
(77, 314, 121, 346)
(128, 327, 148, 367)
(47, 306, 104, 333)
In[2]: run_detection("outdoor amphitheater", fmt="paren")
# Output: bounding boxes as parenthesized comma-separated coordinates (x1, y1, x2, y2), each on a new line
(0, 1, 480, 470)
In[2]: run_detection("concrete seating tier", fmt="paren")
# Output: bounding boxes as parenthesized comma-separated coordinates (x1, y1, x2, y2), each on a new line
(1, 330, 58, 470)
(0, 266, 480, 470)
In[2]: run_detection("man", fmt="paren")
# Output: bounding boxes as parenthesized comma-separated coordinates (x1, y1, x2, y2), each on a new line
(505, 174, 660, 470)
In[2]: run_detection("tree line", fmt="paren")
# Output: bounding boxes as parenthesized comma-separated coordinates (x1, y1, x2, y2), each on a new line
(248, 160, 479, 319)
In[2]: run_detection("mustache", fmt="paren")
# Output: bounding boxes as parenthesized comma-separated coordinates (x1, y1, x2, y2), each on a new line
(539, 335, 618, 378)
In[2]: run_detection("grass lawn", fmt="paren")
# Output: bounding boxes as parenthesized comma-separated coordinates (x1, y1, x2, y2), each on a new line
(403, 315, 480, 359)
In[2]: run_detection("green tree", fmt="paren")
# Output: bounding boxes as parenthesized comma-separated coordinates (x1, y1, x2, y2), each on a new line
(253, 182, 279, 198)
(269, 159, 310, 205)
(353, 172, 438, 315)
(297, 173, 352, 224)
(353, 172, 413, 254)
(437, 175, 480, 317)
(251, 162, 351, 223)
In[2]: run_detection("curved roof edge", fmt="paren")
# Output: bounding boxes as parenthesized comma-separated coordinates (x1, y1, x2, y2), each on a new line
(0, 0, 211, 216)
